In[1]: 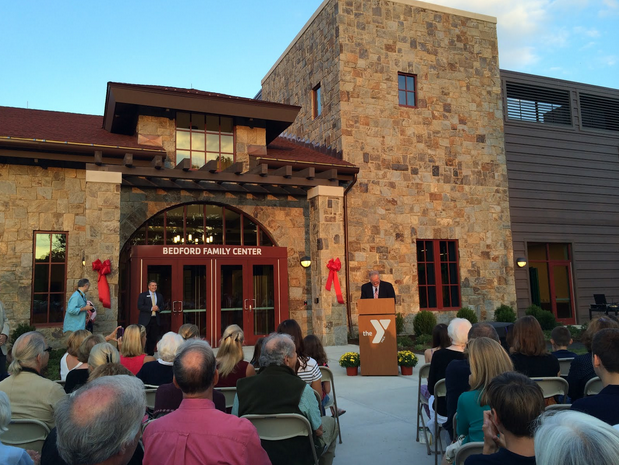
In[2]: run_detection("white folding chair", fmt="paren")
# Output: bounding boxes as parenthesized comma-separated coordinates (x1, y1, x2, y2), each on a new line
(2, 419, 51, 452)
(319, 366, 343, 444)
(531, 377, 569, 403)
(215, 386, 237, 410)
(546, 403, 572, 411)
(454, 441, 484, 465)
(557, 358, 574, 377)
(585, 376, 603, 396)
(242, 413, 319, 465)
(416, 363, 433, 455)
(144, 384, 158, 410)
(434, 378, 448, 465)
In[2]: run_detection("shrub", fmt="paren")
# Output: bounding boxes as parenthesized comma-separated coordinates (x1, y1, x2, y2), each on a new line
(396, 312, 405, 335)
(10, 322, 36, 344)
(413, 311, 437, 336)
(397, 336, 414, 350)
(568, 324, 586, 341)
(457, 307, 478, 324)
(415, 334, 432, 346)
(525, 305, 557, 331)
(494, 305, 516, 323)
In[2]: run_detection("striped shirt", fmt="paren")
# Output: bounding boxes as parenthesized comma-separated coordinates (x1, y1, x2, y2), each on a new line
(297, 356, 322, 385)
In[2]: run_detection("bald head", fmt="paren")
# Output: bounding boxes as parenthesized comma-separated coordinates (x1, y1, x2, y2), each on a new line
(173, 339, 217, 395)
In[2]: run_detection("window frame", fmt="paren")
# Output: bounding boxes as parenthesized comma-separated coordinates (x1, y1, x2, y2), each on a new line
(312, 83, 322, 119)
(31, 231, 68, 326)
(398, 72, 417, 108)
(417, 239, 461, 310)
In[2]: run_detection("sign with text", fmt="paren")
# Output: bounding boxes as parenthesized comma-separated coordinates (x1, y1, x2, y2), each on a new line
(162, 246, 264, 256)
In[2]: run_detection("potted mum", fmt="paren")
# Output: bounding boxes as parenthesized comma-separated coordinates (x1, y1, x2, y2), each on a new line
(397, 350, 418, 375)
(339, 352, 361, 376)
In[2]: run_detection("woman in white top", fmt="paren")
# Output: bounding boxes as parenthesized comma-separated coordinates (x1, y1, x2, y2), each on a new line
(59, 329, 91, 381)
(277, 319, 322, 396)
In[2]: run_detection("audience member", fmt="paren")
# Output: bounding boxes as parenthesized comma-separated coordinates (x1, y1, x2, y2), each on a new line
(509, 316, 559, 377)
(136, 331, 183, 386)
(64, 334, 105, 393)
(571, 328, 619, 425)
(119, 325, 155, 375)
(304, 334, 344, 417)
(88, 342, 120, 368)
(250, 337, 265, 369)
(59, 329, 91, 381)
(443, 338, 513, 464)
(0, 391, 36, 465)
(278, 319, 323, 396)
(55, 376, 145, 465)
(549, 326, 576, 359)
(234, 333, 338, 465)
(567, 316, 619, 401)
(215, 325, 256, 387)
(178, 323, 200, 340)
(445, 323, 500, 439)
(153, 380, 226, 418)
(88, 362, 133, 381)
(425, 323, 450, 364)
(534, 410, 619, 465)
(143, 339, 270, 465)
(464, 372, 544, 465)
(0, 331, 65, 429)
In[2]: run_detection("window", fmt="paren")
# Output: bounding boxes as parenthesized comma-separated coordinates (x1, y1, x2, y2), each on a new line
(312, 84, 322, 119)
(505, 82, 571, 125)
(176, 112, 234, 170)
(580, 93, 619, 132)
(398, 73, 417, 107)
(32, 232, 67, 324)
(417, 240, 460, 310)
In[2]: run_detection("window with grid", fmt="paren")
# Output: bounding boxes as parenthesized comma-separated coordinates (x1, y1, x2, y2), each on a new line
(398, 73, 417, 107)
(417, 240, 460, 310)
(312, 84, 322, 119)
(32, 232, 67, 324)
(176, 112, 235, 170)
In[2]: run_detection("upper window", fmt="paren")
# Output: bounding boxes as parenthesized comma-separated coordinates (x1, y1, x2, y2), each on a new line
(398, 73, 417, 107)
(176, 112, 234, 170)
(417, 240, 460, 310)
(505, 82, 571, 126)
(580, 93, 619, 132)
(32, 232, 67, 325)
(312, 84, 322, 119)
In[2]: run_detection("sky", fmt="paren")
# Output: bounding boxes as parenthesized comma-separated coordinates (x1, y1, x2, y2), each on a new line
(1, 0, 617, 116)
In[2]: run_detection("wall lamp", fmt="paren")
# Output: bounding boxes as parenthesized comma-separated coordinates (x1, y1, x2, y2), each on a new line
(516, 257, 527, 268)
(82, 253, 86, 267)
(300, 256, 312, 268)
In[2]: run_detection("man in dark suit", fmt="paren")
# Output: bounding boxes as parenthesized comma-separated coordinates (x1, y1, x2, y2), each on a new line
(138, 280, 164, 355)
(360, 270, 396, 300)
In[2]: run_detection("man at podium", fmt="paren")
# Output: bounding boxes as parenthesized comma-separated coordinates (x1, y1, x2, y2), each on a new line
(360, 270, 396, 300)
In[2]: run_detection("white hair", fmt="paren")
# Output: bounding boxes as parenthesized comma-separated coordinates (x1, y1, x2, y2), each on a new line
(9, 331, 47, 375)
(448, 318, 472, 346)
(157, 332, 184, 362)
(259, 333, 296, 367)
(534, 410, 619, 465)
(0, 391, 10, 433)
(369, 270, 380, 278)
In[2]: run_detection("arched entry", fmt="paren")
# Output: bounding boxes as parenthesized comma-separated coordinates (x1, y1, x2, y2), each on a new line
(119, 203, 289, 346)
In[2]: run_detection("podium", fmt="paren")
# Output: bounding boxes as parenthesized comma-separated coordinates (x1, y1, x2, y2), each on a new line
(357, 298, 398, 376)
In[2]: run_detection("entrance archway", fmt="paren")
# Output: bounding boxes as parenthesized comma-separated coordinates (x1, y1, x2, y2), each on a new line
(119, 202, 289, 346)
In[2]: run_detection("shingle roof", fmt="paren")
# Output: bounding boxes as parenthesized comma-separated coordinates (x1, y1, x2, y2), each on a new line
(264, 136, 356, 168)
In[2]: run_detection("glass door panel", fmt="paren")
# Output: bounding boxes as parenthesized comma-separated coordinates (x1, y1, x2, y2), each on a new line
(146, 264, 173, 335)
(253, 264, 275, 337)
(552, 265, 573, 321)
(182, 265, 207, 337)
(529, 263, 551, 312)
(221, 265, 244, 334)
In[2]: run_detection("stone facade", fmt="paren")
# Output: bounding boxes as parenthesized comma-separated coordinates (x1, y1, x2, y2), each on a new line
(261, 0, 517, 333)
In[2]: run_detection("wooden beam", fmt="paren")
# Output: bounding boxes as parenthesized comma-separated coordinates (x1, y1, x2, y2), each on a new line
(94, 151, 103, 166)
(247, 163, 269, 176)
(315, 169, 338, 181)
(199, 159, 219, 173)
(273, 165, 293, 178)
(123, 153, 134, 167)
(295, 167, 315, 180)
(175, 158, 191, 171)
(151, 156, 163, 169)
(222, 162, 244, 175)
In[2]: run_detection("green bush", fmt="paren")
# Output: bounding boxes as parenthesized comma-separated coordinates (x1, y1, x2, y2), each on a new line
(413, 311, 437, 336)
(396, 312, 405, 335)
(568, 324, 586, 341)
(494, 305, 516, 323)
(10, 322, 36, 344)
(415, 334, 432, 346)
(397, 335, 414, 350)
(457, 307, 478, 324)
(525, 305, 557, 331)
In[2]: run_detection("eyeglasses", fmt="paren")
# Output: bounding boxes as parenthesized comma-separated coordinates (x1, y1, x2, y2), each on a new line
(44, 347, 53, 353)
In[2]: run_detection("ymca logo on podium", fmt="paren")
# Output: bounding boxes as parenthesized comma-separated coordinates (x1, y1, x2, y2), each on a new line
(369, 319, 391, 343)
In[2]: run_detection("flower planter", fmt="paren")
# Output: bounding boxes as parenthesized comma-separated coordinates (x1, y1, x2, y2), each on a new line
(400, 365, 413, 376)
(346, 366, 359, 376)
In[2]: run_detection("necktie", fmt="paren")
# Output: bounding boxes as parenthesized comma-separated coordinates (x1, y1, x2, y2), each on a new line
(374, 287, 378, 299)
(151, 292, 156, 316)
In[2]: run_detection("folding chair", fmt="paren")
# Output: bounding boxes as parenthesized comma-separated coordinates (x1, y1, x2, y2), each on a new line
(557, 358, 574, 377)
(585, 376, 603, 396)
(454, 441, 484, 465)
(2, 419, 51, 452)
(55, 379, 66, 387)
(242, 413, 319, 465)
(215, 386, 237, 410)
(434, 378, 448, 465)
(144, 384, 158, 410)
(531, 377, 569, 403)
(545, 403, 571, 411)
(319, 366, 343, 444)
(416, 363, 432, 454)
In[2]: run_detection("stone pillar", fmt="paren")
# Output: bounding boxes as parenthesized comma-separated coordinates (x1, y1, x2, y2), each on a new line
(308, 185, 347, 345)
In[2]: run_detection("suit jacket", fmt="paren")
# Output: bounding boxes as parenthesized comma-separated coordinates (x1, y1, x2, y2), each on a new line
(360, 281, 396, 300)
(138, 291, 164, 327)
(0, 301, 9, 356)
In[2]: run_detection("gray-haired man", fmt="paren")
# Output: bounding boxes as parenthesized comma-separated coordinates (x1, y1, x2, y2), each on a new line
(360, 270, 396, 300)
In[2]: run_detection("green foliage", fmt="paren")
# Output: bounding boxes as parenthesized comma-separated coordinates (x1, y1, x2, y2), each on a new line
(396, 312, 405, 335)
(10, 322, 36, 344)
(457, 307, 478, 324)
(494, 305, 516, 323)
(415, 334, 432, 346)
(525, 305, 558, 331)
(397, 336, 414, 350)
(413, 311, 437, 336)
(46, 349, 64, 381)
(397, 350, 418, 367)
(567, 324, 586, 341)
(339, 352, 361, 368)
(414, 343, 426, 352)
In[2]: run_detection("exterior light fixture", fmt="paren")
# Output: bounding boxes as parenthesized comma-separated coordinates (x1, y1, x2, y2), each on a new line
(300, 256, 312, 268)
(82, 253, 86, 267)
(516, 257, 527, 268)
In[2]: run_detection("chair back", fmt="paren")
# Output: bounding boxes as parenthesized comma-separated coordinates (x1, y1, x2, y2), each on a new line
(2, 419, 51, 452)
(557, 358, 574, 377)
(215, 386, 237, 409)
(594, 294, 607, 305)
(585, 376, 603, 396)
(545, 403, 571, 411)
(144, 386, 158, 410)
(55, 379, 66, 387)
(531, 377, 569, 401)
(318, 366, 343, 444)
(455, 441, 484, 465)
(242, 413, 319, 465)
(434, 378, 447, 399)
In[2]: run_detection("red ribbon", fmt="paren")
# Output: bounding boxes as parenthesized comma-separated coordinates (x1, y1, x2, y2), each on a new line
(92, 259, 112, 309)
(325, 258, 345, 304)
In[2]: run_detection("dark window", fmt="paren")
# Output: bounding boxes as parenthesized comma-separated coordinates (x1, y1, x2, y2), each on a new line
(505, 82, 571, 125)
(398, 73, 417, 107)
(312, 84, 322, 119)
(580, 93, 619, 132)
(176, 112, 234, 170)
(32, 232, 67, 324)
(417, 240, 460, 310)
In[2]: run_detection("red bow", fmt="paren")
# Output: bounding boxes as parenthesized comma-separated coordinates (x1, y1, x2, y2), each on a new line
(92, 259, 112, 309)
(325, 258, 345, 304)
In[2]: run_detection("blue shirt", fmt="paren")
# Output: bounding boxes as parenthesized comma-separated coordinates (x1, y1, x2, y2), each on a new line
(457, 389, 490, 443)
(0, 441, 35, 465)
(63, 290, 87, 332)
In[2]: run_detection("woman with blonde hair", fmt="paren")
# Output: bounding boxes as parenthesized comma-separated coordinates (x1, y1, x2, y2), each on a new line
(178, 324, 200, 341)
(119, 324, 155, 375)
(64, 333, 105, 393)
(215, 325, 255, 387)
(60, 329, 91, 381)
(443, 337, 514, 464)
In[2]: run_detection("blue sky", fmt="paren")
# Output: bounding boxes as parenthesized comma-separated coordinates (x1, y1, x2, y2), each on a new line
(1, 0, 617, 116)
